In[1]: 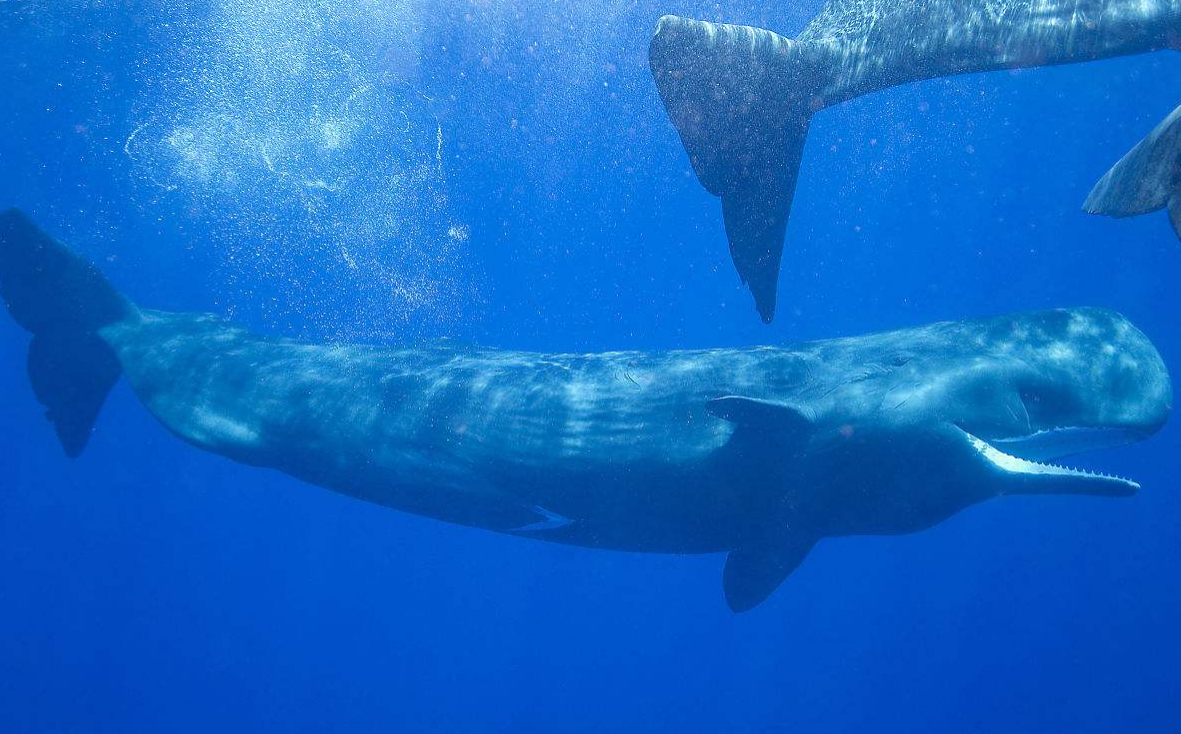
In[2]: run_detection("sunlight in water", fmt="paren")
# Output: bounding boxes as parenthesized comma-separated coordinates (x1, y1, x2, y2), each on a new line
(124, 0, 475, 341)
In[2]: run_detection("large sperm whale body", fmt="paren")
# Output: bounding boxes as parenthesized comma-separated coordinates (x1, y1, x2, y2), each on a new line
(0, 209, 1171, 611)
(1085, 103, 1181, 238)
(649, 2, 1181, 322)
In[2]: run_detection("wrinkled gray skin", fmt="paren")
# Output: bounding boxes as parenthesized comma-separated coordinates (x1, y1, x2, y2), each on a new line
(1085, 103, 1181, 237)
(649, 2, 1181, 322)
(0, 212, 1172, 611)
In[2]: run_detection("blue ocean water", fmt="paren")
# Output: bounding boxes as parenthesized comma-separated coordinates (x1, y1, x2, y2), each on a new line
(1, 2, 1178, 732)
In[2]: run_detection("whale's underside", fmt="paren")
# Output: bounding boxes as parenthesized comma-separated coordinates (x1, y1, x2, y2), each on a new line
(650, 1, 1181, 321)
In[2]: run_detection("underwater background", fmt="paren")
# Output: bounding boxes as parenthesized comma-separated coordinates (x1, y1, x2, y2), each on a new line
(0, 1, 1178, 731)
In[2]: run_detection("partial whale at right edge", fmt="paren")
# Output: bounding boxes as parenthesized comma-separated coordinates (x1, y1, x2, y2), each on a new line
(1085, 103, 1181, 239)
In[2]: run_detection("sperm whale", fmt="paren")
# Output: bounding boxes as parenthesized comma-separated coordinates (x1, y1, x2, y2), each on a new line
(0, 209, 1170, 610)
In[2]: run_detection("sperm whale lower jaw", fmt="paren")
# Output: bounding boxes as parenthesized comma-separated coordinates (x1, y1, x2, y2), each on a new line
(960, 429, 1140, 494)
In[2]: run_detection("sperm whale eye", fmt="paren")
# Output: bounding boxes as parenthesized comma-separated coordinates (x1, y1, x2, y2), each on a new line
(1018, 383, 1083, 428)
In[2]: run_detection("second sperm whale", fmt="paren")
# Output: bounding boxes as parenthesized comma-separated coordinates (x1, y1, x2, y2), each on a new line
(649, 1, 1181, 321)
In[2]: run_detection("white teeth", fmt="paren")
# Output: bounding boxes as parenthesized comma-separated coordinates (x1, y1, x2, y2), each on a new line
(964, 432, 1139, 490)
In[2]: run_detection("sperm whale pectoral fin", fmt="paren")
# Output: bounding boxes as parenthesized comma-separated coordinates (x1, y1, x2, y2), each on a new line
(649, 16, 822, 323)
(510, 505, 573, 535)
(723, 535, 817, 613)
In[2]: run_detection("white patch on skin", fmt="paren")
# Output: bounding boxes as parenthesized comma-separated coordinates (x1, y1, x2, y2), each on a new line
(561, 378, 596, 453)
(1046, 342, 1075, 362)
(1067, 312, 1101, 337)
(190, 408, 261, 446)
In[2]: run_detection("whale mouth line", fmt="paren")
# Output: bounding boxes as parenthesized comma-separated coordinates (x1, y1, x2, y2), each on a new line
(989, 425, 1147, 460)
(959, 428, 1140, 493)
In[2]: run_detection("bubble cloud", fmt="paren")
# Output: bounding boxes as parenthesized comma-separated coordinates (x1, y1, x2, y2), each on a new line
(125, 0, 474, 341)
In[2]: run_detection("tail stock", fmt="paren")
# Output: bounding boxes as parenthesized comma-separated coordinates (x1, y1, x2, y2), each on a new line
(0, 209, 138, 456)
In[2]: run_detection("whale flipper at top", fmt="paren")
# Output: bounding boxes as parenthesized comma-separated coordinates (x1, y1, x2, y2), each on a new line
(650, 3, 1181, 321)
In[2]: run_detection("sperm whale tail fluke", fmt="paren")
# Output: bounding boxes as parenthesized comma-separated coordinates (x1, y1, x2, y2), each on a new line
(1084, 104, 1181, 240)
(649, 16, 825, 323)
(0, 209, 138, 457)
